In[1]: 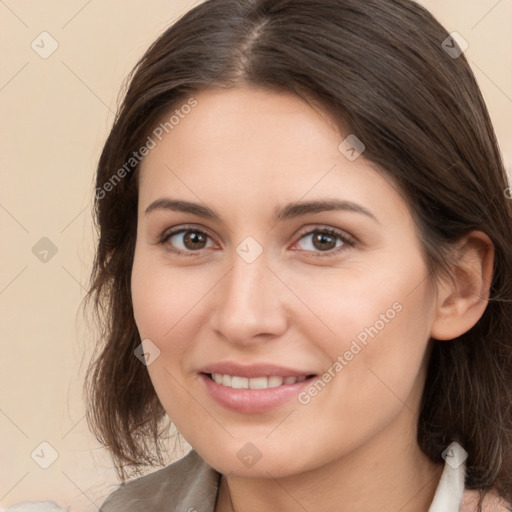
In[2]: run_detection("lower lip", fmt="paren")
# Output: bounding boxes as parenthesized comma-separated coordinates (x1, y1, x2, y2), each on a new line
(200, 373, 315, 414)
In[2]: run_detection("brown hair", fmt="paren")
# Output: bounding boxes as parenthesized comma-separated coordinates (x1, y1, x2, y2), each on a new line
(84, 0, 512, 505)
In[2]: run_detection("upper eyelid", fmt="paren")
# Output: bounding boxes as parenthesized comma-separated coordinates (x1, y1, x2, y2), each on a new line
(162, 224, 214, 238)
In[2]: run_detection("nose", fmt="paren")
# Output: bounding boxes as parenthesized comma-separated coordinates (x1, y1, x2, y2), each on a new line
(209, 252, 288, 345)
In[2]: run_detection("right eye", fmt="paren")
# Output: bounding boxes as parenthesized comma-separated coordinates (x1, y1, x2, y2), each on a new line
(160, 227, 216, 255)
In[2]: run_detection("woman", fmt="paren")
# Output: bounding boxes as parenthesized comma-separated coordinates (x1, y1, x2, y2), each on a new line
(85, 0, 512, 510)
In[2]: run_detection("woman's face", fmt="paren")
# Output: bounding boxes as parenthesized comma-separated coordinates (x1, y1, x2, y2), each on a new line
(131, 86, 438, 477)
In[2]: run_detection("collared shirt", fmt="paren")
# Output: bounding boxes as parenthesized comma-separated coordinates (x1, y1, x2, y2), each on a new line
(99, 449, 509, 512)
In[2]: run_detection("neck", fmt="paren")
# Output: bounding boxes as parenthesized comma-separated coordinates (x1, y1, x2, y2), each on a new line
(215, 408, 444, 512)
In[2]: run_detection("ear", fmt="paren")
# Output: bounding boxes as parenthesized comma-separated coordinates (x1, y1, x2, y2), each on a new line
(430, 231, 494, 341)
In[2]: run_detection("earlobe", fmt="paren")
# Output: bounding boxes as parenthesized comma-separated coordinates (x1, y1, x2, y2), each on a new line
(430, 231, 494, 341)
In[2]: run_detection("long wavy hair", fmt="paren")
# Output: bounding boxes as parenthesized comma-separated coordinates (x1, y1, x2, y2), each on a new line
(84, 0, 512, 506)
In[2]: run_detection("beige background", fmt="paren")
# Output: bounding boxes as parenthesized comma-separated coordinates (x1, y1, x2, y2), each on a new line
(1, 0, 511, 510)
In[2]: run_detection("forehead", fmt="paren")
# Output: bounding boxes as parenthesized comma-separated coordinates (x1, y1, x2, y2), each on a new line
(137, 86, 408, 222)
(142, 86, 343, 172)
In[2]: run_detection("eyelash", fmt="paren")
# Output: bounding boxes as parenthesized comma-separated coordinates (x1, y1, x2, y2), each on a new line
(158, 225, 355, 258)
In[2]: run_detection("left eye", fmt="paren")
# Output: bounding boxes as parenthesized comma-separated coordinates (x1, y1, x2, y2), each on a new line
(294, 229, 349, 253)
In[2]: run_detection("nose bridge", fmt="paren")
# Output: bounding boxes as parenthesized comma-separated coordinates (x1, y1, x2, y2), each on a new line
(211, 249, 287, 342)
(225, 251, 273, 315)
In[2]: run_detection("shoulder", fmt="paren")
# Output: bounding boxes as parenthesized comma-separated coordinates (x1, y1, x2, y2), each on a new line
(460, 488, 512, 512)
(99, 449, 221, 512)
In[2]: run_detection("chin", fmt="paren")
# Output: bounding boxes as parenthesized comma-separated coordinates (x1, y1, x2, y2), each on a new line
(193, 440, 315, 479)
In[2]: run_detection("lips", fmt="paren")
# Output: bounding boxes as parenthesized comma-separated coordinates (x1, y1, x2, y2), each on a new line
(198, 362, 317, 413)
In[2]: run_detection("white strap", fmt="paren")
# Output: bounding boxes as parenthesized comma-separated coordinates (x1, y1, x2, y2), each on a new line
(428, 442, 466, 512)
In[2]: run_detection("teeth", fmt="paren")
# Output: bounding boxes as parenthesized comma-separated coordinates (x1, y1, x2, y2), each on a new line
(211, 373, 306, 389)
(231, 376, 249, 389)
(268, 376, 284, 388)
(249, 377, 269, 389)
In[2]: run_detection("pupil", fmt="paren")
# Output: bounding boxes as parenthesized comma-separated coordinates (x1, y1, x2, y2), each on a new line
(313, 233, 336, 251)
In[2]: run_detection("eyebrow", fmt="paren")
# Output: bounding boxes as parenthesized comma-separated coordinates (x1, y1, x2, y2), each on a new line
(144, 198, 379, 224)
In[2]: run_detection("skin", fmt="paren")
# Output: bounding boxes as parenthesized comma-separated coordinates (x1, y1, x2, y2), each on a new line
(131, 86, 494, 512)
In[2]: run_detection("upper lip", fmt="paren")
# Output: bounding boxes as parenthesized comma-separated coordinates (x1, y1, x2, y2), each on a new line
(199, 362, 316, 379)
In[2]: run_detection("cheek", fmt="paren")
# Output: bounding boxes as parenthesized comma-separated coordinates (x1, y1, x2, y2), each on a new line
(130, 248, 228, 426)
(290, 258, 435, 404)
(130, 252, 213, 423)
(292, 254, 432, 342)
(131, 251, 212, 347)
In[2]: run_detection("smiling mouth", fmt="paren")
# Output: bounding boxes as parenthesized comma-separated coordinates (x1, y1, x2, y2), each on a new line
(205, 373, 317, 390)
